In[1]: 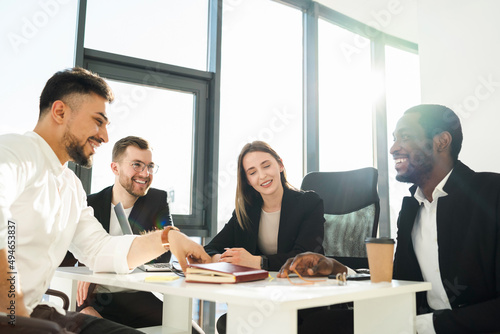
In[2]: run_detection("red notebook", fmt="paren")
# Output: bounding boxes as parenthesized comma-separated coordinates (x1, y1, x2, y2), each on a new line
(185, 263, 269, 284)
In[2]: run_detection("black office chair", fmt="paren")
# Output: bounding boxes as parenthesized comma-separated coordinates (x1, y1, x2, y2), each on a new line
(0, 289, 69, 333)
(301, 167, 380, 270)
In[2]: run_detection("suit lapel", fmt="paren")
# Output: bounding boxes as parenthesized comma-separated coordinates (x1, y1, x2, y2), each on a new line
(129, 196, 146, 234)
(101, 186, 113, 232)
(394, 194, 424, 281)
(277, 188, 293, 253)
(436, 161, 472, 284)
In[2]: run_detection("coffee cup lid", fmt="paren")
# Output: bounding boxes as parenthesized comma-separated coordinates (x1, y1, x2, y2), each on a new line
(365, 237, 395, 244)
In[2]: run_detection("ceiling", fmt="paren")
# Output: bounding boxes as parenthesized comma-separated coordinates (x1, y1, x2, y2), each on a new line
(316, 0, 418, 43)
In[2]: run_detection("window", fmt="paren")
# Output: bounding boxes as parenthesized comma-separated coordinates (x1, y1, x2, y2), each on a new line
(385, 45, 421, 238)
(77, 0, 219, 234)
(85, 0, 209, 71)
(218, 0, 303, 230)
(0, 0, 78, 135)
(318, 19, 374, 171)
(91, 80, 195, 215)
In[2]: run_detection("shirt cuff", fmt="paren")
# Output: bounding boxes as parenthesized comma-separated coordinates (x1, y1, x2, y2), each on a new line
(346, 266, 357, 275)
(92, 235, 137, 274)
(416, 313, 436, 334)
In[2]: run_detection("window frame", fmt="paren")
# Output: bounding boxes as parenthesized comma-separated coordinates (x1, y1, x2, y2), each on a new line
(279, 0, 419, 237)
(71, 0, 222, 237)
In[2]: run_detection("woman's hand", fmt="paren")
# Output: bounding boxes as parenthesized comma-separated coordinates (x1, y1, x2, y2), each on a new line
(219, 247, 261, 269)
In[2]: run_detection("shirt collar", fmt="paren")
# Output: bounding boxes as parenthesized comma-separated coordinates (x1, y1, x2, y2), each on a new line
(414, 169, 453, 204)
(25, 131, 67, 176)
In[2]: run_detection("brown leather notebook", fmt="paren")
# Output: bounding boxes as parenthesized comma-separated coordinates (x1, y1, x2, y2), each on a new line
(185, 263, 269, 283)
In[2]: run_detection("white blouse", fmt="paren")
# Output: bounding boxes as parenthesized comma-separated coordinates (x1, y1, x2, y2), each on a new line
(257, 209, 281, 255)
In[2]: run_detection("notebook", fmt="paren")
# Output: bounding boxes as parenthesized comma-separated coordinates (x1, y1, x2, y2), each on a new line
(114, 202, 172, 272)
(185, 263, 269, 284)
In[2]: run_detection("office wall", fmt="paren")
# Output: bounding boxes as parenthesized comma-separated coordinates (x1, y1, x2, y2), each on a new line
(418, 0, 500, 172)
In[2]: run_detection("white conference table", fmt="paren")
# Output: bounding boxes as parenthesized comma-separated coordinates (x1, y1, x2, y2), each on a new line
(54, 267, 430, 334)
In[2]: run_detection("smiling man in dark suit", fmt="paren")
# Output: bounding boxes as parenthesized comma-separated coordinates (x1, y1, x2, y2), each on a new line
(279, 104, 500, 334)
(77, 136, 172, 328)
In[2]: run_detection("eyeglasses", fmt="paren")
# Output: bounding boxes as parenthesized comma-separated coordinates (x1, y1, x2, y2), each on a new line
(123, 161, 159, 174)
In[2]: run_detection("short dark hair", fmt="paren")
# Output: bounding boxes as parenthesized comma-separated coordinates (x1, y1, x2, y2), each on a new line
(404, 104, 463, 161)
(39, 67, 114, 117)
(112, 136, 151, 162)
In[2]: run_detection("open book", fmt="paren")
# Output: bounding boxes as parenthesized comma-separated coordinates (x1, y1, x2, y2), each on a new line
(186, 263, 269, 283)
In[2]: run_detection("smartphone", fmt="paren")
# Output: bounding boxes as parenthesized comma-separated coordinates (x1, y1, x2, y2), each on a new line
(346, 273, 370, 281)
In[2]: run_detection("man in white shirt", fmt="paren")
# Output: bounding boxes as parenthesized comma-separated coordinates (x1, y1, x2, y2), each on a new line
(279, 104, 500, 334)
(0, 67, 209, 333)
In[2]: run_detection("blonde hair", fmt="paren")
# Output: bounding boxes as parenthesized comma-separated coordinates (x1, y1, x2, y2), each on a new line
(235, 141, 292, 230)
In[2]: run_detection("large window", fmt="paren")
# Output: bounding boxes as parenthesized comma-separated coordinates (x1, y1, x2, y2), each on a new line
(0, 0, 78, 135)
(75, 0, 218, 234)
(91, 80, 195, 215)
(85, 0, 209, 71)
(318, 19, 374, 171)
(218, 0, 303, 230)
(385, 45, 421, 238)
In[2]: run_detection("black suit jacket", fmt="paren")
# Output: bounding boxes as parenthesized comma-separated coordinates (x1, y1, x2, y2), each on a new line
(204, 187, 325, 271)
(393, 161, 500, 333)
(87, 186, 173, 263)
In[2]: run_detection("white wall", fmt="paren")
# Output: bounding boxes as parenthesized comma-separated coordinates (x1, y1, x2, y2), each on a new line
(418, 0, 500, 172)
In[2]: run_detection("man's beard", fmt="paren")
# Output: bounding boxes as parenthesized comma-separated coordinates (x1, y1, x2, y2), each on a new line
(396, 152, 433, 185)
(63, 131, 93, 168)
(119, 173, 150, 198)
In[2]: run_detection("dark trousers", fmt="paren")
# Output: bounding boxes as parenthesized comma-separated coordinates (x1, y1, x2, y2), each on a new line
(31, 304, 143, 334)
(84, 291, 163, 329)
(298, 308, 353, 334)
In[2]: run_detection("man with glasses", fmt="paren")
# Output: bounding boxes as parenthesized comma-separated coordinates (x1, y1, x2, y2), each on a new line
(74, 136, 174, 328)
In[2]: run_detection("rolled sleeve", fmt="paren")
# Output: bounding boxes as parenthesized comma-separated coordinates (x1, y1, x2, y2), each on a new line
(70, 205, 138, 274)
(92, 234, 137, 274)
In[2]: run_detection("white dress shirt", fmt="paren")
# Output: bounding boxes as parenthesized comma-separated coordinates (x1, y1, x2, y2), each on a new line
(412, 170, 453, 334)
(0, 132, 137, 314)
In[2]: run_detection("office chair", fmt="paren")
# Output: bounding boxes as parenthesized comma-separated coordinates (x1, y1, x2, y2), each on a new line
(301, 167, 380, 269)
(0, 289, 69, 333)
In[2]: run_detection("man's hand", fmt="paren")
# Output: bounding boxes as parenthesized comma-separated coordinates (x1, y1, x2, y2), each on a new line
(76, 281, 93, 307)
(219, 248, 261, 269)
(277, 252, 347, 278)
(168, 230, 210, 272)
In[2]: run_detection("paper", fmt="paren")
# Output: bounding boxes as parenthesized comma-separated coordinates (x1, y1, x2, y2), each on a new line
(145, 275, 179, 282)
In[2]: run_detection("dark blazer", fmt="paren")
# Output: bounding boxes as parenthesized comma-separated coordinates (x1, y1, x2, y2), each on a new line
(205, 187, 325, 271)
(393, 161, 500, 333)
(87, 185, 173, 263)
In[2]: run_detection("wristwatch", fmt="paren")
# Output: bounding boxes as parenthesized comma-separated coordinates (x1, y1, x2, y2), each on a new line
(161, 226, 180, 250)
(260, 255, 269, 270)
